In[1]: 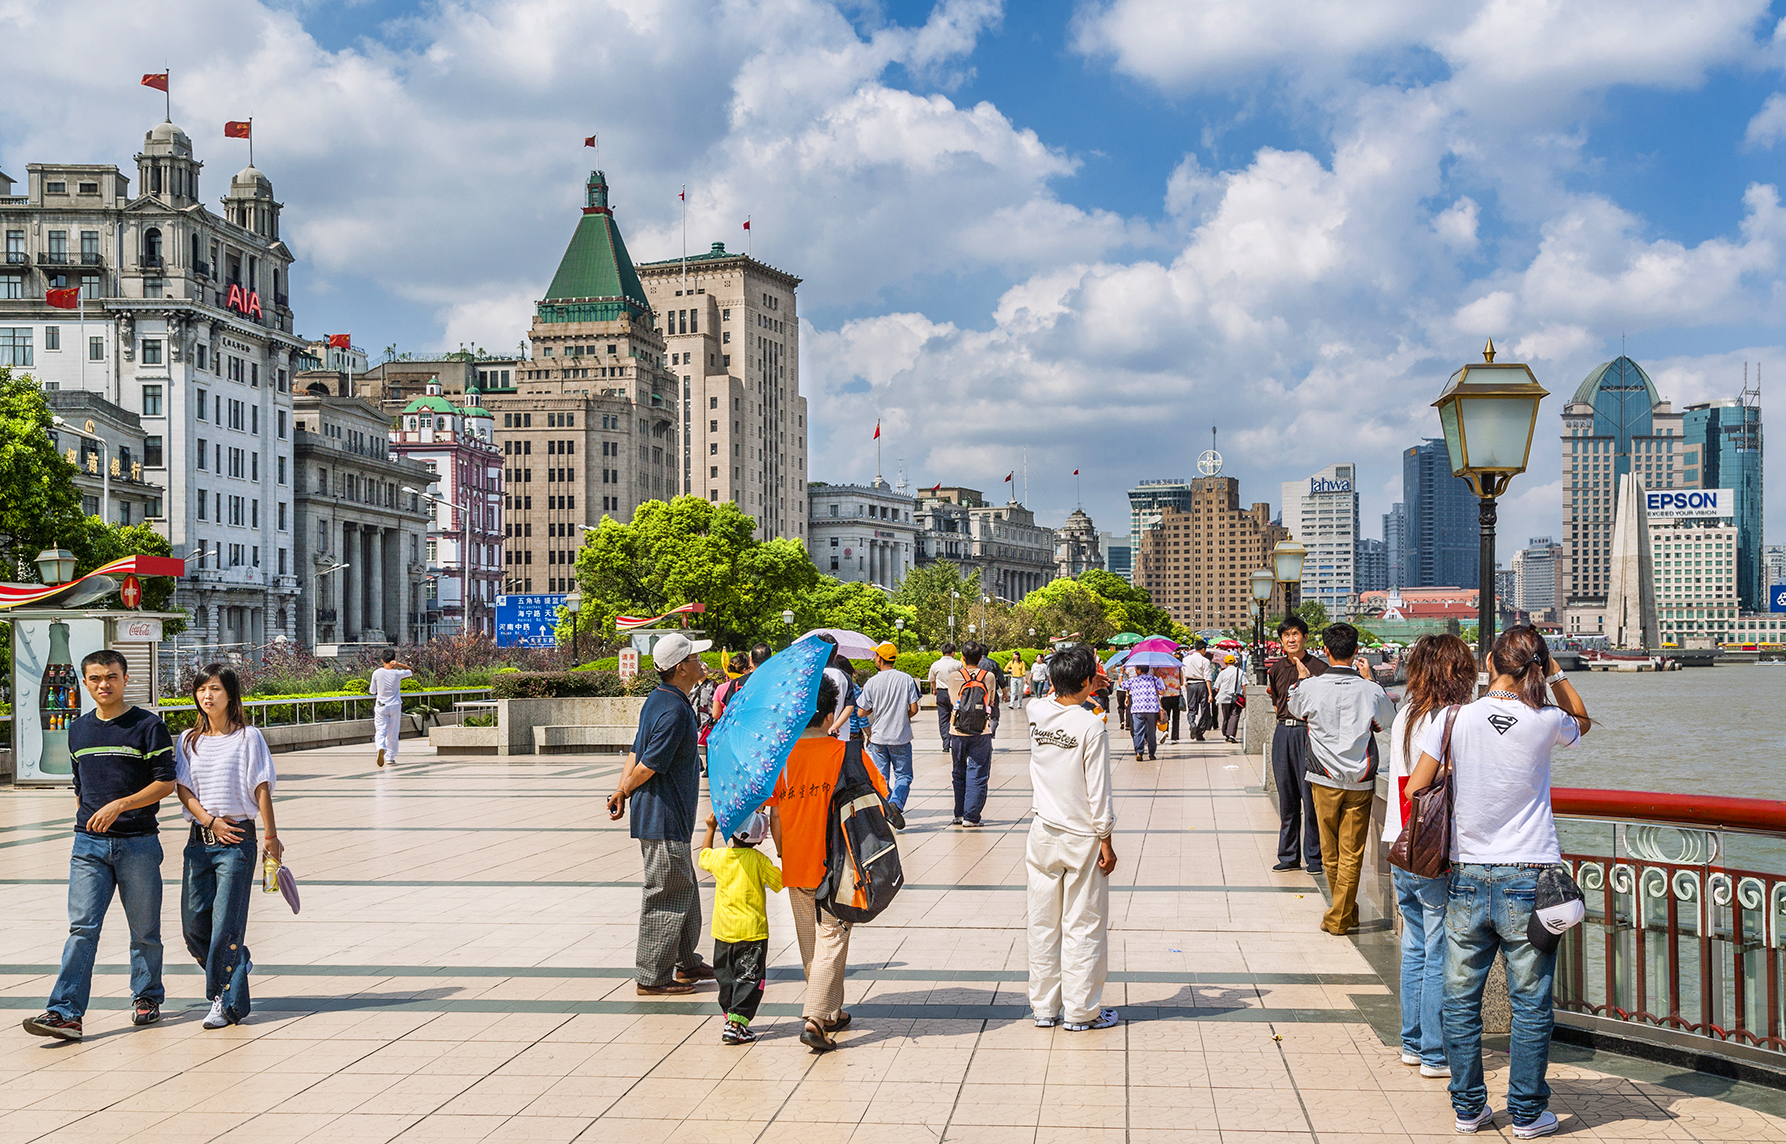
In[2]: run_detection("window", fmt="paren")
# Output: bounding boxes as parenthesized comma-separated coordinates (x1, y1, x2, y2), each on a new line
(196, 439, 208, 470)
(196, 389, 207, 420)
(197, 489, 208, 519)
(143, 435, 163, 468)
(142, 384, 162, 416)
(44, 326, 60, 351)
(277, 456, 286, 484)
(0, 328, 32, 367)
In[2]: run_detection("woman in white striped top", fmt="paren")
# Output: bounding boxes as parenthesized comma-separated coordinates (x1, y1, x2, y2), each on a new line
(173, 664, 280, 1029)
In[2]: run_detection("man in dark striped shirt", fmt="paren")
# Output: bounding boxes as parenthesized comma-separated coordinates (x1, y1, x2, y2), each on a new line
(23, 649, 176, 1042)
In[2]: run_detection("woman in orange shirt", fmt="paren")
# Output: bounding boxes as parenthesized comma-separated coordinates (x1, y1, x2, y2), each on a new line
(769, 676, 889, 1053)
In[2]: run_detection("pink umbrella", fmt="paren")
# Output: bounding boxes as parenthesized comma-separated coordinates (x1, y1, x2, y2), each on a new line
(1131, 637, 1182, 654)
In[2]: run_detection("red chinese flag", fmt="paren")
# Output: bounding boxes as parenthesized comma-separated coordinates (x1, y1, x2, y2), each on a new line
(1073, 469, 1079, 475)
(742, 219, 750, 230)
(1004, 471, 1014, 483)
(328, 333, 351, 349)
(45, 287, 79, 310)
(931, 482, 942, 493)
(141, 73, 168, 92)
(224, 121, 252, 139)
(584, 136, 597, 147)
(873, 420, 880, 440)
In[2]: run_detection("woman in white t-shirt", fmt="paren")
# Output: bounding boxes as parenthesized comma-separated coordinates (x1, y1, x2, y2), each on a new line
(1405, 627, 1590, 1139)
(173, 664, 280, 1030)
(1382, 635, 1478, 1079)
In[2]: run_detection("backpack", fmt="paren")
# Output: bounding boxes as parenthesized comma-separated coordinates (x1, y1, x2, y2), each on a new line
(951, 666, 991, 735)
(815, 741, 905, 923)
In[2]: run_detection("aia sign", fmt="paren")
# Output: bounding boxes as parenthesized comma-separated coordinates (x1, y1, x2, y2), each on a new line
(225, 283, 264, 319)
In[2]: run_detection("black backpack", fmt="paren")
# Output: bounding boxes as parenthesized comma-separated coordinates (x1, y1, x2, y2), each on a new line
(815, 741, 905, 924)
(950, 666, 991, 736)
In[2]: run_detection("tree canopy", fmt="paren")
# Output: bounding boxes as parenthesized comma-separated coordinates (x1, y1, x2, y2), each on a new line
(788, 578, 914, 646)
(0, 366, 82, 580)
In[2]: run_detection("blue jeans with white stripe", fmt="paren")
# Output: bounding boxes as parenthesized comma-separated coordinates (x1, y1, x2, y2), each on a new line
(182, 821, 258, 1021)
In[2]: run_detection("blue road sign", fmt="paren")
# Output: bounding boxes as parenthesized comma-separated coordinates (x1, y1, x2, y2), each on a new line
(1772, 585, 1786, 614)
(496, 594, 569, 647)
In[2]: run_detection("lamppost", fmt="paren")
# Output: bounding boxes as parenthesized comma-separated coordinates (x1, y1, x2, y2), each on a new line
(980, 594, 990, 638)
(781, 608, 795, 647)
(1272, 540, 1307, 620)
(1433, 339, 1547, 664)
(405, 485, 474, 637)
(894, 616, 905, 649)
(949, 590, 959, 642)
(1249, 567, 1276, 684)
(1028, 626, 1036, 651)
(35, 548, 76, 586)
(52, 417, 109, 522)
(310, 561, 348, 650)
(564, 592, 583, 664)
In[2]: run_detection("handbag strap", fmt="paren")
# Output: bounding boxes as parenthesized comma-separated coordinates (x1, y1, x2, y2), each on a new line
(1437, 704, 1460, 780)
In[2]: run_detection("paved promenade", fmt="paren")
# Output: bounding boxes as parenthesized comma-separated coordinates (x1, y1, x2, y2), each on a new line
(2, 717, 1784, 1142)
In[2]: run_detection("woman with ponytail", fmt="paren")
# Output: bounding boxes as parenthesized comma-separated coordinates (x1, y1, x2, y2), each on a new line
(1405, 627, 1590, 1138)
(172, 664, 280, 1029)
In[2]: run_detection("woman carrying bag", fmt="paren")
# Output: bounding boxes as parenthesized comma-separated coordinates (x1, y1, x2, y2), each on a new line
(1404, 627, 1590, 1139)
(1382, 635, 1477, 1080)
(1213, 654, 1244, 743)
(173, 664, 280, 1029)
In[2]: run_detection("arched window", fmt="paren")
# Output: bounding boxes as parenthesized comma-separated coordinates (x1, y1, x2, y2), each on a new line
(144, 227, 162, 267)
(151, 165, 162, 194)
(190, 231, 200, 271)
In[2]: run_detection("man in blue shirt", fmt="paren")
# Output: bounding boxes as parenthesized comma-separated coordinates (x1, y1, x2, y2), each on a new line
(607, 633, 717, 994)
(24, 650, 176, 1041)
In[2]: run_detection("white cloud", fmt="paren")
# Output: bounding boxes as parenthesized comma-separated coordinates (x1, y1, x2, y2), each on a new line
(1744, 92, 1786, 149)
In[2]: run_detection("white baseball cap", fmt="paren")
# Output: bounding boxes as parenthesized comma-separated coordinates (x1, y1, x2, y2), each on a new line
(652, 632, 713, 671)
(732, 811, 770, 846)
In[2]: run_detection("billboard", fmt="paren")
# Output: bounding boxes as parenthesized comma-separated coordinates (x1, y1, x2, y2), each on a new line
(495, 593, 569, 647)
(1644, 488, 1735, 519)
(12, 617, 108, 784)
(1773, 585, 1786, 614)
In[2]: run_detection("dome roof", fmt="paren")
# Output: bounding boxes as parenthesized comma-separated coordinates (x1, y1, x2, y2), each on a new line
(230, 166, 273, 198)
(402, 395, 460, 415)
(1571, 356, 1658, 406)
(143, 120, 193, 155)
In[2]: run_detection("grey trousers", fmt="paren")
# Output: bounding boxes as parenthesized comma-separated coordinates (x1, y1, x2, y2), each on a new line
(636, 838, 703, 986)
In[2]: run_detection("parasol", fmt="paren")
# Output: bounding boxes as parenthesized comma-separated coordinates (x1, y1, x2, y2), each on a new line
(796, 628, 879, 661)
(1107, 632, 1145, 646)
(706, 637, 833, 840)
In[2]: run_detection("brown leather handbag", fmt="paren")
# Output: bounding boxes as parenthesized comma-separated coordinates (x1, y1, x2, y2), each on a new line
(1387, 705, 1460, 878)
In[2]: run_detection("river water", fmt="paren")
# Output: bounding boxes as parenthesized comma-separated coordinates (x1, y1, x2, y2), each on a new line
(1549, 664, 1781, 796)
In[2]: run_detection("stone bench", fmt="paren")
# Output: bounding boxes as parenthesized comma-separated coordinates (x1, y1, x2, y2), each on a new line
(533, 724, 636, 754)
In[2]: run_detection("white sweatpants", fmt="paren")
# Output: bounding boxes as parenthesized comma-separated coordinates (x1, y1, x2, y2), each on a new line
(1026, 819, 1110, 1025)
(373, 701, 404, 760)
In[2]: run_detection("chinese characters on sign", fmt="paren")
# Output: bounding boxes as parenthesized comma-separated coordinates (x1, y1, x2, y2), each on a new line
(496, 594, 569, 648)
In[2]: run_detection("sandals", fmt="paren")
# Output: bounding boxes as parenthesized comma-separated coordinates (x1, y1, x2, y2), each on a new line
(800, 1018, 837, 1053)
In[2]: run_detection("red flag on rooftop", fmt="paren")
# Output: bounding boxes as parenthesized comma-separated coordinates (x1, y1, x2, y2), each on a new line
(224, 121, 251, 139)
(584, 136, 597, 147)
(1004, 471, 1014, 483)
(141, 73, 168, 92)
(873, 420, 880, 441)
(931, 482, 942, 493)
(742, 219, 750, 230)
(327, 334, 351, 349)
(45, 287, 79, 310)
(1073, 469, 1079, 475)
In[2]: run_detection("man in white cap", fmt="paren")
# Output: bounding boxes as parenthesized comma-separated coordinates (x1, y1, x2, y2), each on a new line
(607, 632, 716, 994)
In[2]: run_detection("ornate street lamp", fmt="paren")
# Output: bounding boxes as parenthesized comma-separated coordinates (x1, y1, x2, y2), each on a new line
(781, 608, 796, 647)
(1271, 540, 1306, 615)
(564, 592, 583, 665)
(1433, 338, 1547, 663)
(35, 548, 77, 586)
(1249, 567, 1276, 684)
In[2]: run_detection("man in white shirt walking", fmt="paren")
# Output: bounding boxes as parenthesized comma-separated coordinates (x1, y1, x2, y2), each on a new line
(925, 643, 962, 750)
(370, 650, 413, 768)
(1181, 644, 1214, 741)
(1024, 645, 1118, 1033)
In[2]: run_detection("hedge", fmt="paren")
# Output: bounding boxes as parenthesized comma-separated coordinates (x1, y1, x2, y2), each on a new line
(490, 670, 657, 699)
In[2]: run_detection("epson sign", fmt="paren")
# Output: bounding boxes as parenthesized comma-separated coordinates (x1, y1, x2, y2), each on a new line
(1644, 488, 1735, 519)
(1311, 477, 1352, 494)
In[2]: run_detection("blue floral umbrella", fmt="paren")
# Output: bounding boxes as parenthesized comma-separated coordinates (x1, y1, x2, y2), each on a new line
(706, 637, 833, 841)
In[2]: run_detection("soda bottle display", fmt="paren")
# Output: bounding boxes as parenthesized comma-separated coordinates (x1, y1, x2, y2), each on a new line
(38, 622, 80, 776)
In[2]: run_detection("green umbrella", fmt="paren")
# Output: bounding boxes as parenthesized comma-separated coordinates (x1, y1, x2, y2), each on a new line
(1108, 632, 1145, 646)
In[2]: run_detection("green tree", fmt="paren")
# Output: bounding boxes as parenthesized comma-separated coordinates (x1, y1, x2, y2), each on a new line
(570, 496, 819, 649)
(789, 578, 913, 646)
(891, 562, 980, 648)
(64, 516, 186, 634)
(0, 366, 82, 580)
(1023, 570, 1177, 646)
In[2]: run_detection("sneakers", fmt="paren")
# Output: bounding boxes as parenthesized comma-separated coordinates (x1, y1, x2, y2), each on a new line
(961, 819, 983, 829)
(1512, 1112, 1559, 1139)
(1064, 1008, 1120, 1032)
(952, 816, 963, 826)
(720, 1020, 757, 1045)
(1273, 861, 1302, 872)
(1420, 1063, 1451, 1078)
(1034, 1015, 1061, 1028)
(131, 999, 160, 1026)
(1454, 1105, 1495, 1133)
(202, 998, 230, 1030)
(22, 1012, 81, 1041)
(376, 748, 386, 768)
(1400, 1050, 1420, 1065)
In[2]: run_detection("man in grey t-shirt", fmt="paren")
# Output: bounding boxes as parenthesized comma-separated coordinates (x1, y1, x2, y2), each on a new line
(858, 642, 921, 813)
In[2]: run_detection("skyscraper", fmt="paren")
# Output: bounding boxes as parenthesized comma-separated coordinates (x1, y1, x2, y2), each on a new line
(1382, 502, 1407, 589)
(1682, 390, 1763, 610)
(1355, 538, 1388, 593)
(1134, 476, 1287, 632)
(1281, 463, 1359, 618)
(1402, 441, 1476, 587)
(1511, 537, 1563, 622)
(1561, 356, 1683, 614)
(1128, 478, 1194, 552)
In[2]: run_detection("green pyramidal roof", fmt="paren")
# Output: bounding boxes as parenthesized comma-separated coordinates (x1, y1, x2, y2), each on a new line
(538, 171, 650, 323)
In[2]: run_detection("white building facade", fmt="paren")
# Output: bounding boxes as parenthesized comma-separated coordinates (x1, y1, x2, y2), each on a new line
(0, 119, 305, 654)
(807, 480, 916, 588)
(389, 385, 504, 635)
(1281, 463, 1360, 619)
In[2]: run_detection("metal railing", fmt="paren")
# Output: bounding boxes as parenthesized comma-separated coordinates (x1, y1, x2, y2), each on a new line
(150, 687, 492, 729)
(1554, 789, 1786, 1068)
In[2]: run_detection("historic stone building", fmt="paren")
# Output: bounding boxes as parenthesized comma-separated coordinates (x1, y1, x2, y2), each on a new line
(388, 385, 505, 634)
(0, 117, 305, 652)
(807, 480, 917, 587)
(292, 386, 434, 646)
(1134, 475, 1288, 633)
(914, 486, 1055, 600)
(1054, 508, 1103, 577)
(636, 241, 808, 541)
(45, 390, 165, 526)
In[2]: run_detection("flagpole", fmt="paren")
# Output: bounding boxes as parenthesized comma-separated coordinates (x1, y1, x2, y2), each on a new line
(78, 292, 85, 394)
(746, 215, 752, 258)
(680, 184, 687, 294)
(164, 66, 170, 120)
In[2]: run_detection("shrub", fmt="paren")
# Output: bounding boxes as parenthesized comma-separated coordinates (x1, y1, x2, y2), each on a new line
(491, 670, 628, 699)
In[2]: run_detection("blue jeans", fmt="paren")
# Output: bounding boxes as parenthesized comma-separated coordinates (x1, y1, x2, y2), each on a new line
(1393, 867, 1448, 1067)
(935, 696, 953, 748)
(182, 822, 258, 1020)
(1129, 710, 1158, 757)
(949, 733, 992, 823)
(47, 832, 165, 1020)
(1443, 864, 1557, 1124)
(867, 742, 915, 810)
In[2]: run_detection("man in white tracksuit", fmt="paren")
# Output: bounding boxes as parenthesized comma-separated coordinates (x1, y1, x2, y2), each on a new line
(370, 650, 413, 768)
(1024, 644, 1119, 1032)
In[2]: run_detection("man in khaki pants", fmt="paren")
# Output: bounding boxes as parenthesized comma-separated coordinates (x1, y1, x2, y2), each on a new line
(1286, 623, 1394, 935)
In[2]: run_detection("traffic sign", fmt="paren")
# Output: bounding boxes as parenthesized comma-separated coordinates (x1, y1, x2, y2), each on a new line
(496, 593, 569, 647)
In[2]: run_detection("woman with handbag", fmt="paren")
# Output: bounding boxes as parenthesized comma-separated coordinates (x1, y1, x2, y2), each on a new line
(1382, 635, 1476, 1080)
(1404, 627, 1591, 1140)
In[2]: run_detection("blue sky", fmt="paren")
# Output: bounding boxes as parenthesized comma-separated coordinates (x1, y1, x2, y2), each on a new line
(5, 0, 1785, 561)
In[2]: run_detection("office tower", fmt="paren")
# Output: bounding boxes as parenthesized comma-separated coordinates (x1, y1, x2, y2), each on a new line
(1402, 440, 1477, 587)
